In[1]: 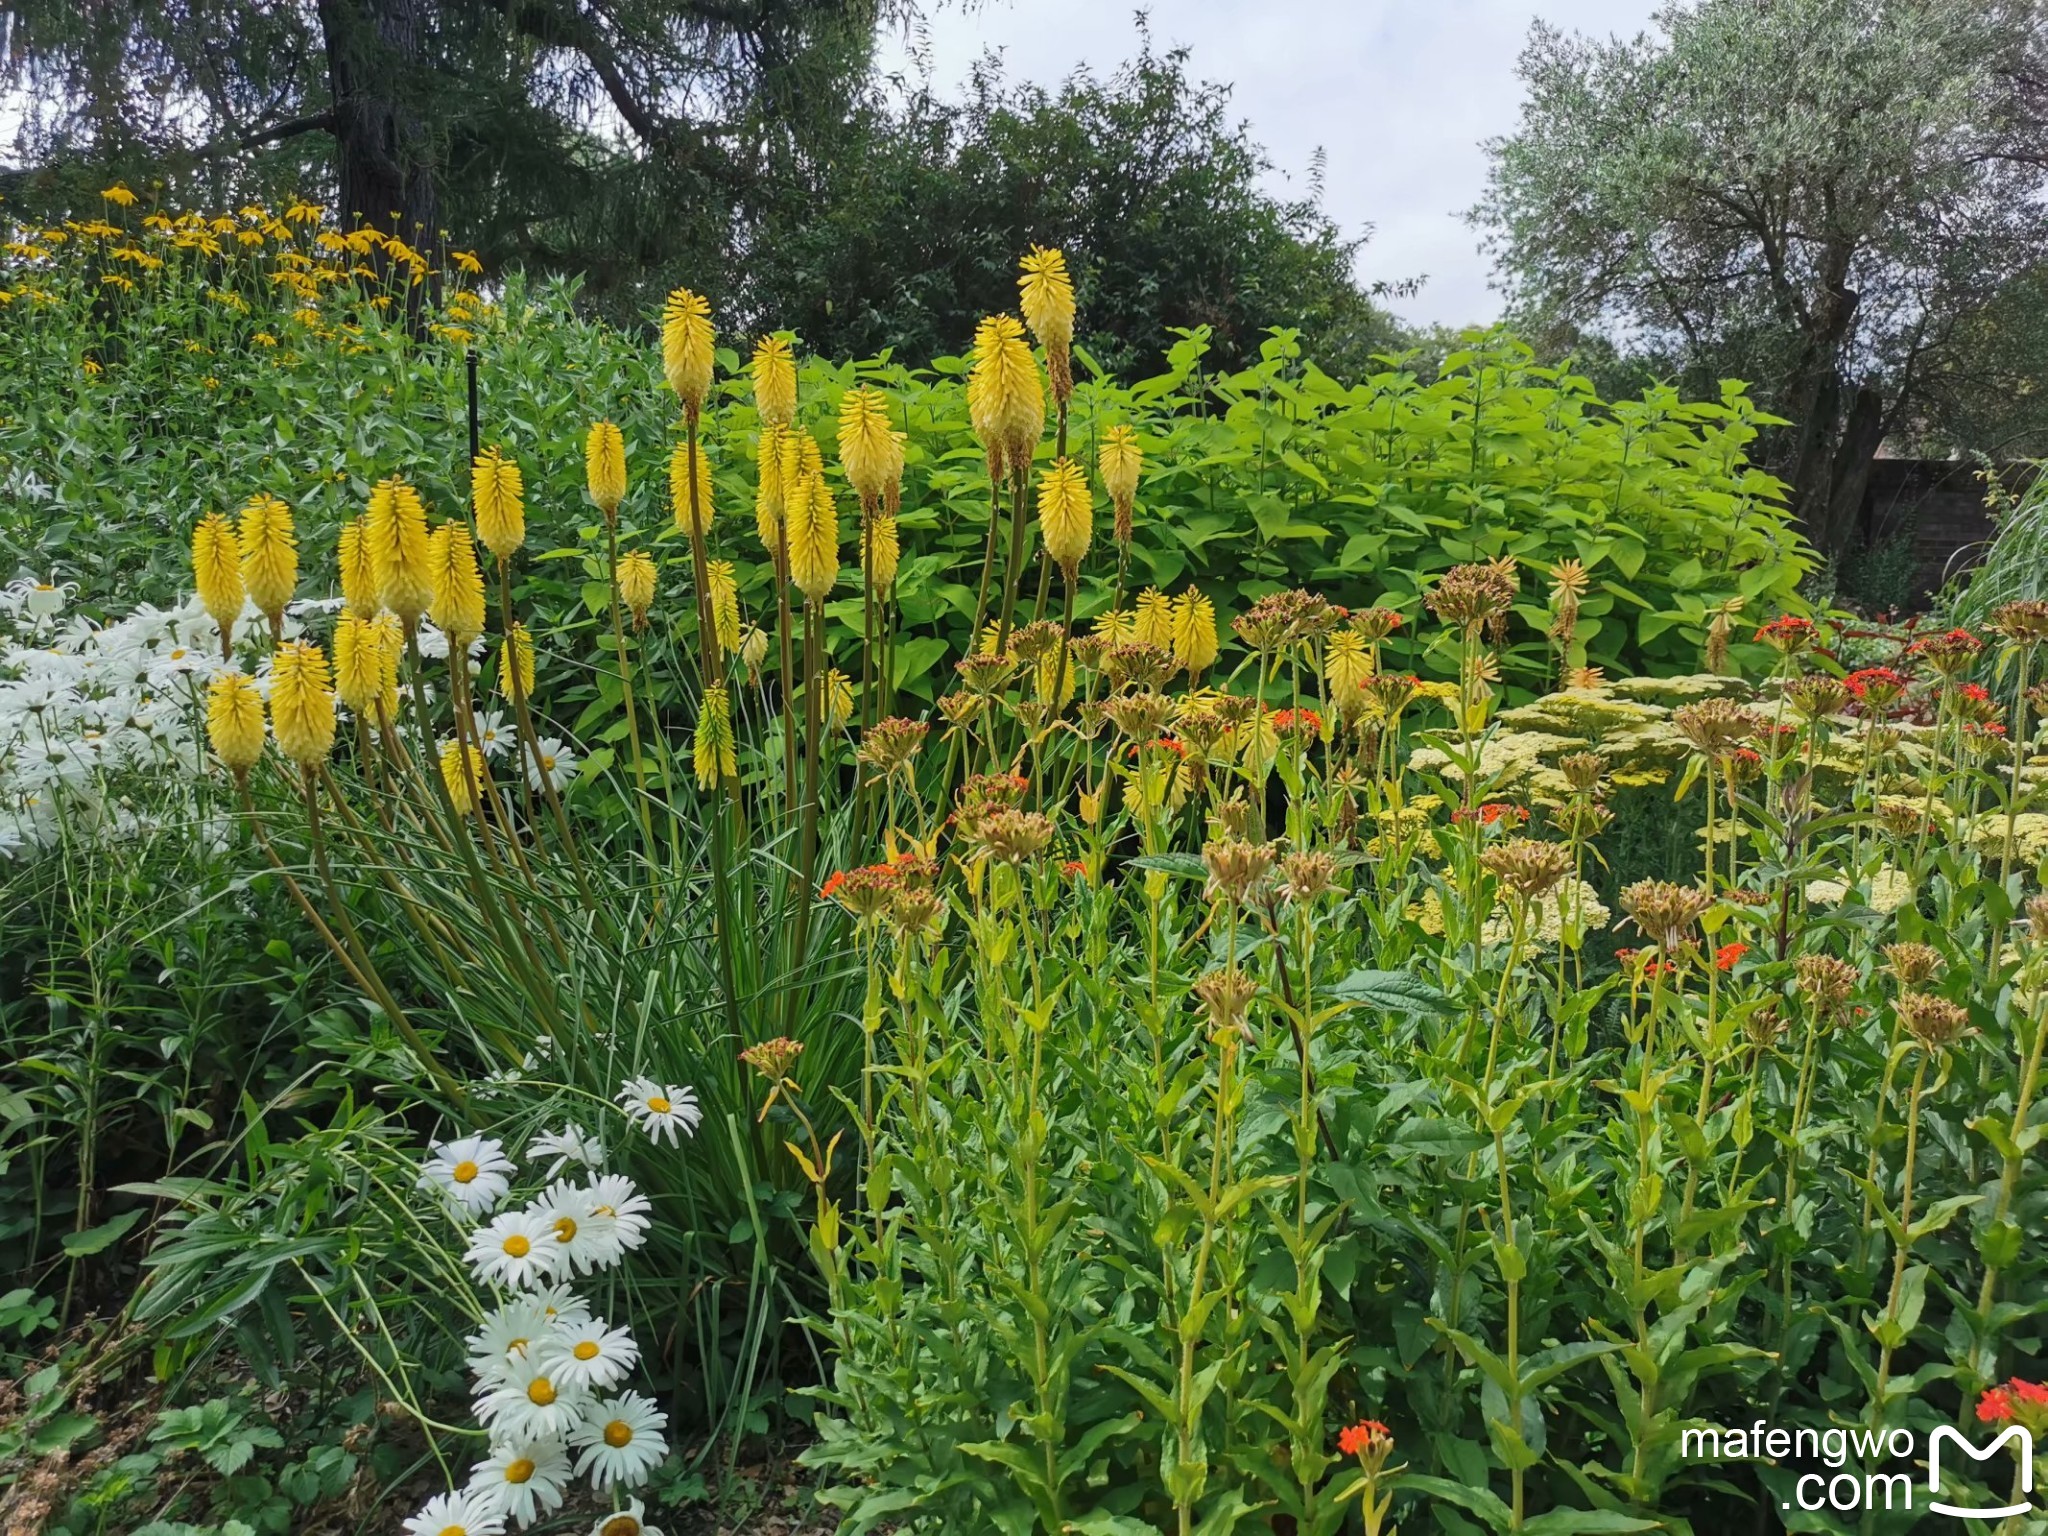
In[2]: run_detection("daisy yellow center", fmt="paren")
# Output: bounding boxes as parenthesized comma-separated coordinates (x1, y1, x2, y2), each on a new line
(595, 1204, 615, 1217)
(503, 1457, 535, 1484)
(600, 1519, 641, 1536)
(574, 1340, 600, 1360)
(603, 1419, 633, 1448)
(170, 648, 187, 660)
(540, 754, 556, 770)
(527, 1377, 556, 1406)
(452, 1160, 479, 1184)
(554, 1217, 578, 1242)
(507, 1337, 528, 1355)
(437, 1525, 467, 1536)
(646, 1095, 671, 1114)
(502, 1234, 531, 1258)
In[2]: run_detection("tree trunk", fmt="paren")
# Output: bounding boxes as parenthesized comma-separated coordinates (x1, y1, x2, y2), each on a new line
(317, 0, 440, 294)
(1816, 379, 1886, 560)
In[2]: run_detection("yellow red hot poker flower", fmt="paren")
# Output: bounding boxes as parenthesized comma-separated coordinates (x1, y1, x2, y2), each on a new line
(205, 671, 266, 778)
(661, 287, 715, 419)
(365, 476, 433, 626)
(1099, 424, 1142, 544)
(428, 521, 486, 646)
(1173, 587, 1218, 678)
(471, 445, 525, 561)
(1019, 245, 1076, 403)
(752, 335, 797, 429)
(268, 640, 336, 769)
(966, 314, 1042, 480)
(191, 511, 244, 651)
(837, 384, 903, 512)
(237, 493, 297, 632)
(337, 515, 379, 617)
(1036, 457, 1092, 580)
(585, 421, 626, 519)
(694, 683, 737, 789)
(786, 471, 839, 604)
(616, 550, 657, 630)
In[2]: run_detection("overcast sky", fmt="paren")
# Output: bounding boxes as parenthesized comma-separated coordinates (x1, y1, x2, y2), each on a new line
(876, 1, 1665, 329)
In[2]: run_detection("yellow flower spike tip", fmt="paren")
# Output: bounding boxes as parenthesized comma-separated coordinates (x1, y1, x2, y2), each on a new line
(786, 471, 840, 604)
(497, 621, 535, 701)
(707, 560, 741, 655)
(966, 314, 1043, 479)
(365, 476, 434, 626)
(1173, 587, 1219, 677)
(694, 683, 738, 789)
(824, 667, 854, 731)
(797, 429, 824, 480)
(1036, 457, 1092, 580)
(205, 671, 266, 778)
(237, 494, 297, 631)
(661, 287, 715, 419)
(616, 549, 657, 630)
(1134, 588, 1174, 650)
(191, 511, 244, 650)
(1018, 245, 1076, 402)
(428, 521, 486, 646)
(368, 613, 403, 719)
(752, 335, 797, 429)
(755, 423, 787, 542)
(471, 445, 525, 561)
(1324, 629, 1370, 713)
(864, 513, 900, 593)
(336, 515, 380, 617)
(585, 421, 626, 518)
(1099, 424, 1142, 544)
(268, 640, 337, 769)
(669, 439, 715, 537)
(333, 612, 384, 714)
(837, 384, 903, 511)
(439, 739, 486, 814)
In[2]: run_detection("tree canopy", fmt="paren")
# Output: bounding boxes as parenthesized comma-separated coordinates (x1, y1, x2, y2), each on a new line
(0, 3, 1402, 371)
(1478, 0, 2048, 556)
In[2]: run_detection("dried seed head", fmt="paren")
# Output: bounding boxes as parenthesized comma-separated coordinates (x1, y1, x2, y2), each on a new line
(1104, 641, 1176, 690)
(1280, 850, 1338, 904)
(1546, 799, 1613, 841)
(856, 717, 929, 777)
(1426, 561, 1518, 633)
(1991, 600, 2048, 645)
(1480, 838, 1574, 901)
(739, 1035, 804, 1084)
(1875, 797, 1932, 841)
(1010, 620, 1064, 665)
(1212, 794, 1262, 843)
(1882, 942, 1943, 989)
(1559, 751, 1605, 792)
(1620, 879, 1713, 952)
(1672, 699, 1759, 758)
(1744, 1006, 1785, 1053)
(1103, 692, 1175, 742)
(956, 651, 1017, 694)
(1202, 838, 1276, 904)
(1897, 992, 1968, 1052)
(1784, 674, 1852, 724)
(1193, 968, 1260, 1035)
(2028, 894, 2048, 941)
(1794, 954, 1859, 1016)
(977, 808, 1056, 863)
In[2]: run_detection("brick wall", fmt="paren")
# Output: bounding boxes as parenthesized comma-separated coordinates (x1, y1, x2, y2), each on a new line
(1854, 458, 2033, 607)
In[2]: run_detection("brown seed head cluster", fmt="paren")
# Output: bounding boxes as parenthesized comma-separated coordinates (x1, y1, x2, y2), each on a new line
(1897, 992, 1968, 1051)
(1672, 699, 1759, 758)
(1620, 879, 1713, 952)
(1481, 838, 1573, 901)
(1882, 942, 1943, 989)
(1202, 838, 1276, 904)
(1794, 954, 1859, 1017)
(1193, 968, 1261, 1035)
(1427, 561, 1518, 635)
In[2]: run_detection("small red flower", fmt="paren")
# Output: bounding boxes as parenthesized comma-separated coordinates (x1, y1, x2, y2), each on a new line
(1844, 666, 1911, 703)
(2013, 1378, 2048, 1409)
(1060, 859, 1088, 880)
(1338, 1419, 1393, 1457)
(820, 870, 847, 901)
(1269, 707, 1324, 736)
(1980, 1385, 2016, 1424)
(1755, 614, 1817, 649)
(1715, 942, 1748, 971)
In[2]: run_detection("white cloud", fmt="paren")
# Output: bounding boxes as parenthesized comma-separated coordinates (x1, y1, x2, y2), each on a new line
(877, 1, 1663, 329)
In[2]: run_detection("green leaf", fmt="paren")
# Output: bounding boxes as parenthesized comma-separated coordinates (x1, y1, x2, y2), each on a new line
(62, 1208, 144, 1258)
(1329, 968, 1450, 1014)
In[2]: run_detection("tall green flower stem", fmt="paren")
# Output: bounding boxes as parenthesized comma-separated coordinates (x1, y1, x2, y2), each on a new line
(784, 599, 825, 1036)
(602, 514, 660, 876)
(2003, 643, 2035, 868)
(494, 562, 596, 912)
(1871, 1052, 1932, 1419)
(1976, 985, 2048, 1315)
(995, 463, 1032, 654)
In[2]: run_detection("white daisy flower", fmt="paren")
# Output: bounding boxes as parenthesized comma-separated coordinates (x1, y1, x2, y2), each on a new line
(589, 1497, 663, 1536)
(529, 1280, 594, 1331)
(465, 1210, 567, 1290)
(525, 737, 578, 793)
(615, 1078, 701, 1145)
(529, 1181, 611, 1275)
(471, 709, 512, 758)
(466, 1297, 555, 1384)
(569, 1390, 669, 1491)
(402, 1489, 506, 1536)
(537, 1315, 640, 1393)
(475, 1350, 590, 1441)
(466, 1437, 571, 1529)
(579, 1173, 653, 1264)
(419, 1136, 516, 1217)
(527, 1123, 604, 1179)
